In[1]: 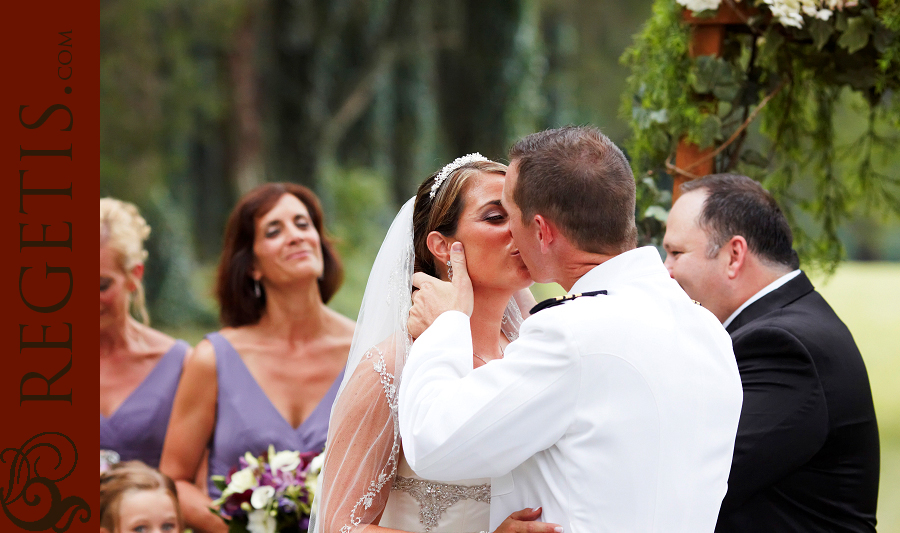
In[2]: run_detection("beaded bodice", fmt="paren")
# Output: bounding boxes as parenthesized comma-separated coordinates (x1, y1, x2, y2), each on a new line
(380, 452, 491, 533)
(393, 473, 491, 532)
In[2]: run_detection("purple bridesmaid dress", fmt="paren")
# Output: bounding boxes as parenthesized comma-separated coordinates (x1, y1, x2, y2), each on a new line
(206, 332, 343, 498)
(99, 340, 190, 468)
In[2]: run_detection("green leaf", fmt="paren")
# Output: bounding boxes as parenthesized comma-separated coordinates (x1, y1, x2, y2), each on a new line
(211, 475, 228, 492)
(649, 129, 672, 155)
(632, 107, 651, 130)
(756, 29, 784, 67)
(691, 56, 717, 94)
(835, 11, 849, 32)
(641, 176, 660, 193)
(838, 16, 872, 54)
(740, 148, 770, 168)
(228, 520, 249, 533)
(713, 79, 740, 102)
(643, 205, 669, 223)
(807, 19, 835, 51)
(861, 6, 878, 25)
(873, 26, 897, 53)
(697, 114, 722, 148)
(691, 56, 740, 101)
(648, 109, 669, 124)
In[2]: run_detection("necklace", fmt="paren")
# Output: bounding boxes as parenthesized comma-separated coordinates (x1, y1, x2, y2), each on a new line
(473, 343, 505, 365)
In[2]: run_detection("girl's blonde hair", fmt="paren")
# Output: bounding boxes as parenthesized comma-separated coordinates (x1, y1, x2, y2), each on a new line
(99, 461, 182, 533)
(99, 198, 151, 324)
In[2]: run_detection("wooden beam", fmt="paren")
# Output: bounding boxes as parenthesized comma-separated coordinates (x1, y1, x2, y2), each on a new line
(672, 4, 755, 201)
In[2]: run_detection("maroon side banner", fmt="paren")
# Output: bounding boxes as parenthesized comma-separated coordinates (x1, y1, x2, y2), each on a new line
(0, 1, 99, 532)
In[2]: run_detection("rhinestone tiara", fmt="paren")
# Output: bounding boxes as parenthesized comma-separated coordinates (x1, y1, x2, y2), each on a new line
(429, 153, 490, 199)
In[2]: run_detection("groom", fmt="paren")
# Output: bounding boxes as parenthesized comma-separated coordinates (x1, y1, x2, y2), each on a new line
(399, 126, 744, 532)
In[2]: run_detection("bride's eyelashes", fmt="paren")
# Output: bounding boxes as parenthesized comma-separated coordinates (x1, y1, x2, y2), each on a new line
(481, 207, 508, 223)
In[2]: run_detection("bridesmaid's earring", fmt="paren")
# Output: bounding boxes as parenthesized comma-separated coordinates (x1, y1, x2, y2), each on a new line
(254, 279, 262, 298)
(446, 260, 453, 281)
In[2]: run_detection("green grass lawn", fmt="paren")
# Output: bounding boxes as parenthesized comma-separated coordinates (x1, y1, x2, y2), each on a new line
(163, 261, 900, 528)
(810, 263, 900, 532)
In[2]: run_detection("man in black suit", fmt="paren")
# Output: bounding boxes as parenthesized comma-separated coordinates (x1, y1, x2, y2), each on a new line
(663, 173, 879, 532)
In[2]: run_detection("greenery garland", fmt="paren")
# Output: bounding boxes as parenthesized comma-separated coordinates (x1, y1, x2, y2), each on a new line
(622, 0, 900, 272)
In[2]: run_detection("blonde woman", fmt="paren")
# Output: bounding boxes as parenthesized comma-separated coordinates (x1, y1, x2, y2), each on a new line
(100, 198, 191, 469)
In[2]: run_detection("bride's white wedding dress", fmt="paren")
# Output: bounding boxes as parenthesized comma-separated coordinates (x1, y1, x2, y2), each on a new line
(310, 197, 523, 533)
(379, 452, 491, 533)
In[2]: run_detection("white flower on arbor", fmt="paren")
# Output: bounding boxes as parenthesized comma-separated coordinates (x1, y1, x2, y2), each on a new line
(675, 0, 850, 28)
(676, 0, 723, 12)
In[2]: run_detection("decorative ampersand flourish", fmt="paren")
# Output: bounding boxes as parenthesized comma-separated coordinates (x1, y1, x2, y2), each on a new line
(1, 432, 91, 532)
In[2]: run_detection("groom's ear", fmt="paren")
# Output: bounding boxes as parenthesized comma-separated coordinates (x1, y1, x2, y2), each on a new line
(534, 214, 555, 253)
(426, 231, 453, 265)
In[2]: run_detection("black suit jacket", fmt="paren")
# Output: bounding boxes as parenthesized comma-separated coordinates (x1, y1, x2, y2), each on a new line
(715, 273, 879, 533)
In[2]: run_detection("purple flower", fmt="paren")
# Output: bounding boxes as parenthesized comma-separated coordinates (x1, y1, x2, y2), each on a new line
(212, 447, 321, 533)
(279, 497, 297, 514)
(220, 489, 253, 517)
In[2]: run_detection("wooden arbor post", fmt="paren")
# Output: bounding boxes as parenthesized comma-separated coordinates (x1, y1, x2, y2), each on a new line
(672, 3, 753, 202)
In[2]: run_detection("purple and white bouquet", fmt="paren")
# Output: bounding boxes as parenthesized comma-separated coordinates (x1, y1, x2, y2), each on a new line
(210, 446, 325, 533)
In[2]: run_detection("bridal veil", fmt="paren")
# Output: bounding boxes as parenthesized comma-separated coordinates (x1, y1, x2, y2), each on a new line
(311, 193, 525, 533)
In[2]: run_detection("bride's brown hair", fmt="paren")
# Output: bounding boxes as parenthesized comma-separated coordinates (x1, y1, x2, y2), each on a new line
(412, 160, 507, 279)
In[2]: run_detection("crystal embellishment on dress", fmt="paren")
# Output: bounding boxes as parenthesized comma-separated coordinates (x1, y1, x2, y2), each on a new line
(392, 475, 491, 532)
(342, 346, 402, 533)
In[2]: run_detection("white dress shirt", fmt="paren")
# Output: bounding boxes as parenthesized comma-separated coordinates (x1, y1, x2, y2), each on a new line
(398, 246, 743, 533)
(722, 269, 801, 329)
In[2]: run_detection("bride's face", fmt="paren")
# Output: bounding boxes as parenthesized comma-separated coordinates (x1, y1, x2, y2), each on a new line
(450, 172, 531, 291)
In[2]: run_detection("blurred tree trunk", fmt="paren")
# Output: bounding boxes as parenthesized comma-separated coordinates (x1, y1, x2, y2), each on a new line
(540, 7, 576, 128)
(228, 6, 265, 195)
(265, 0, 412, 193)
(190, 115, 231, 261)
(389, 0, 438, 206)
(438, 0, 529, 162)
(265, 0, 325, 188)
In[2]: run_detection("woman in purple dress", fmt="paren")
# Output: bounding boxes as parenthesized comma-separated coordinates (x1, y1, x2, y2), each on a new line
(160, 183, 354, 533)
(100, 198, 191, 470)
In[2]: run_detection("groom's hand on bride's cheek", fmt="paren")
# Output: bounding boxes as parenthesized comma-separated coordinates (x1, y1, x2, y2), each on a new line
(409, 272, 443, 338)
(447, 242, 474, 315)
(408, 243, 475, 337)
(494, 507, 564, 533)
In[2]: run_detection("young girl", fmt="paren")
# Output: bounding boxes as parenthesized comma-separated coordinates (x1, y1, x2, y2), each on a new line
(99, 461, 183, 533)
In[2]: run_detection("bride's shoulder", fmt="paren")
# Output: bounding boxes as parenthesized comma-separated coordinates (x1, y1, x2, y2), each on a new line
(360, 332, 408, 371)
(336, 334, 408, 412)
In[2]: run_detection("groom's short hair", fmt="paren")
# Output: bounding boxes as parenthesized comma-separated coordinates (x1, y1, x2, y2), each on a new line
(509, 125, 637, 254)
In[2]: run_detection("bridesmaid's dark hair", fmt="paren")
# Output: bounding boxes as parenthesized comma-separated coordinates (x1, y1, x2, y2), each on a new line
(216, 182, 344, 327)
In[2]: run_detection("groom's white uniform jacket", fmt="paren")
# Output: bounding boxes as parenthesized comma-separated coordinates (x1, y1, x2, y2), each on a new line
(399, 246, 743, 532)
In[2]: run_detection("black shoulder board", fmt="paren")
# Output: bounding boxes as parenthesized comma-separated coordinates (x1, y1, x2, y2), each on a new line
(529, 290, 608, 315)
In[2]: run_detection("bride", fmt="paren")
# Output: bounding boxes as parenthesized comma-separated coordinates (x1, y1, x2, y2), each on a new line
(312, 155, 561, 533)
